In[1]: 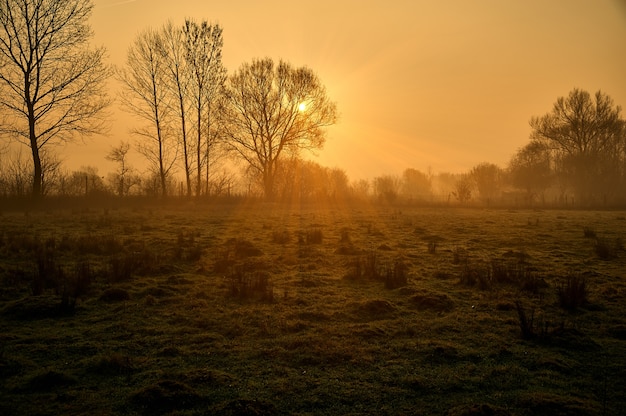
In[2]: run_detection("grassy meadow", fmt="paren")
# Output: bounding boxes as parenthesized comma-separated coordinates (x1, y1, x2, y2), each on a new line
(0, 199, 625, 415)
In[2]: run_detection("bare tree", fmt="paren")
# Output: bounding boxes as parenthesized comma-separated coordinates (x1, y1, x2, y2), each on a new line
(106, 141, 137, 196)
(118, 28, 176, 196)
(0, 0, 112, 197)
(223, 58, 337, 200)
(183, 20, 226, 196)
(160, 21, 193, 197)
(530, 89, 625, 203)
(452, 175, 473, 205)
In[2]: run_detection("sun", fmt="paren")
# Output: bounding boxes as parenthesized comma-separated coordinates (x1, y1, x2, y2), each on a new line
(298, 102, 306, 112)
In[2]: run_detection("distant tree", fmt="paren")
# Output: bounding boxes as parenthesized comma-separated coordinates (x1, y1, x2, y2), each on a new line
(401, 168, 432, 199)
(508, 141, 552, 203)
(118, 28, 177, 196)
(452, 175, 472, 204)
(59, 166, 107, 196)
(529, 89, 625, 203)
(106, 141, 138, 196)
(373, 175, 401, 203)
(470, 162, 503, 204)
(0, 150, 30, 196)
(350, 179, 370, 200)
(222, 58, 338, 200)
(329, 168, 350, 199)
(0, 0, 111, 198)
(40, 149, 63, 196)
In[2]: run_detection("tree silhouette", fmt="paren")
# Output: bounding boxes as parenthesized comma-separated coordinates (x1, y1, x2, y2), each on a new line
(0, 0, 111, 197)
(530, 89, 625, 203)
(117, 28, 177, 196)
(183, 20, 226, 196)
(222, 58, 337, 200)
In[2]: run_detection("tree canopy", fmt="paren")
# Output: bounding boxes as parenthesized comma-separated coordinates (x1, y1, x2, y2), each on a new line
(222, 58, 338, 200)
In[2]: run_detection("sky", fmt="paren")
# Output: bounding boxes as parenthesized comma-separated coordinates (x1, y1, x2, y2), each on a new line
(62, 0, 626, 180)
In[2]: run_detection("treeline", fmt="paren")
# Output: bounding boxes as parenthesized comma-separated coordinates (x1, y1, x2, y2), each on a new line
(1, 1, 625, 207)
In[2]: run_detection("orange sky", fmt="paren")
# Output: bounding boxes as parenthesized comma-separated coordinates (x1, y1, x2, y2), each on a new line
(63, 0, 626, 180)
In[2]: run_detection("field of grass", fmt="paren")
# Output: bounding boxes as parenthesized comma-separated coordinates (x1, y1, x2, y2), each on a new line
(0, 199, 625, 415)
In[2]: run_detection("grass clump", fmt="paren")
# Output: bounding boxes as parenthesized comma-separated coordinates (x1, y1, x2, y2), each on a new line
(227, 265, 274, 302)
(594, 237, 622, 260)
(557, 273, 588, 310)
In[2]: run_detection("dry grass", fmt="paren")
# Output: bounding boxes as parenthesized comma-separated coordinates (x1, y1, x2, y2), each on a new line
(0, 200, 625, 415)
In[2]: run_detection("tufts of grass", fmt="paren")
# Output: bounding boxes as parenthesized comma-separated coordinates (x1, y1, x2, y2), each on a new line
(32, 243, 58, 296)
(174, 230, 203, 261)
(582, 226, 597, 239)
(594, 237, 622, 260)
(515, 300, 537, 340)
(271, 229, 291, 244)
(451, 245, 467, 264)
(382, 258, 409, 289)
(345, 250, 380, 281)
(557, 273, 588, 310)
(301, 227, 323, 244)
(427, 240, 437, 254)
(59, 261, 94, 314)
(227, 265, 273, 302)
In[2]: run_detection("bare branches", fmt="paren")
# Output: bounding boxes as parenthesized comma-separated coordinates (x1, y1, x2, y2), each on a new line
(0, 0, 111, 197)
(222, 58, 337, 199)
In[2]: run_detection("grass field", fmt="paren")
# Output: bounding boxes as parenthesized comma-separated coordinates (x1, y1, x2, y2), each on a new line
(0, 199, 625, 415)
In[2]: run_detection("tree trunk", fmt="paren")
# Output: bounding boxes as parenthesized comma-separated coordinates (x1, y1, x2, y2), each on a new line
(28, 107, 42, 198)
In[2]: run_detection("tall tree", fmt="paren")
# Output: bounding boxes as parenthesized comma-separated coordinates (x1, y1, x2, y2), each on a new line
(0, 0, 111, 197)
(161, 21, 192, 196)
(183, 20, 226, 196)
(223, 58, 337, 200)
(118, 28, 176, 196)
(529, 89, 625, 203)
